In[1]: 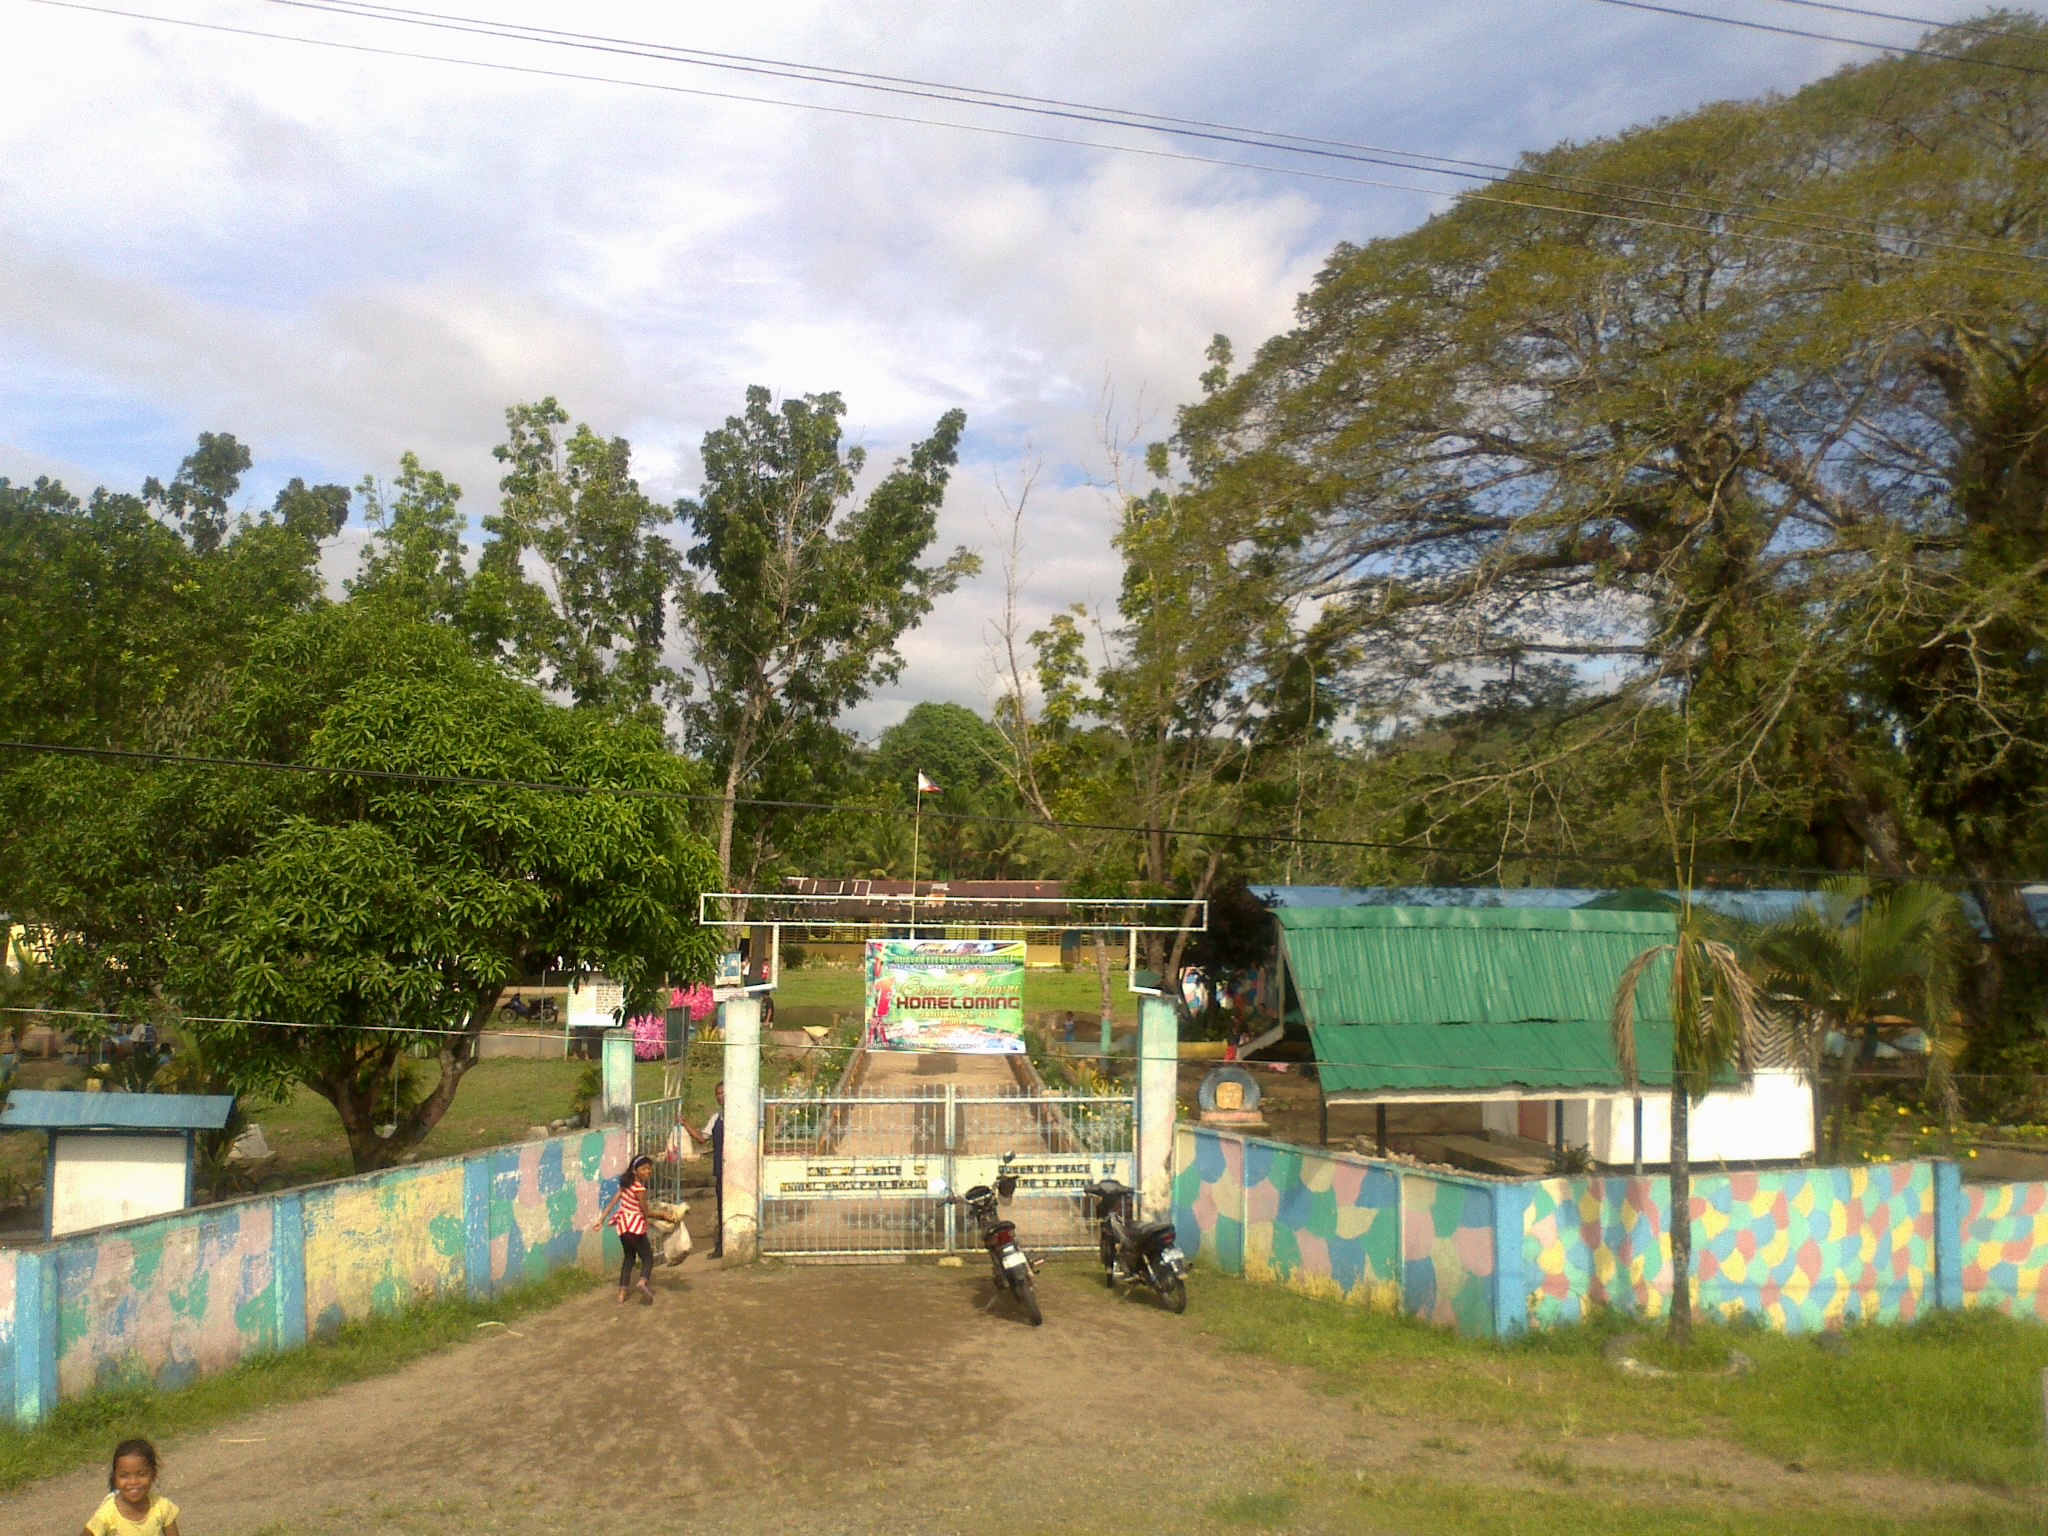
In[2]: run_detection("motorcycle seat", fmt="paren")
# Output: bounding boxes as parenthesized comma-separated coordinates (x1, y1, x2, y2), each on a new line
(1131, 1221, 1177, 1245)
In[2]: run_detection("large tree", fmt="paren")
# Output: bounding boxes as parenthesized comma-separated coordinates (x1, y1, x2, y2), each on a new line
(473, 399, 684, 726)
(0, 435, 344, 754)
(1170, 19, 2048, 1048)
(676, 386, 976, 895)
(8, 600, 719, 1170)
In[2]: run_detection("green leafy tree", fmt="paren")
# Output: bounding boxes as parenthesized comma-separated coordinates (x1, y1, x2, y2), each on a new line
(9, 601, 720, 1171)
(350, 452, 472, 623)
(475, 399, 683, 725)
(1611, 895, 1767, 1346)
(1169, 23, 2048, 1045)
(676, 386, 976, 895)
(0, 440, 343, 756)
(1754, 878, 1963, 1155)
(874, 702, 1022, 879)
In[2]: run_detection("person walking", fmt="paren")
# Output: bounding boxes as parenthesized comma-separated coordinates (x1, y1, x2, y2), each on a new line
(595, 1154, 657, 1304)
(83, 1438, 180, 1536)
(683, 1082, 726, 1259)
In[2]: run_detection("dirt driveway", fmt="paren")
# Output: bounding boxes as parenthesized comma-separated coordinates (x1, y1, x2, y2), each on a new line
(8, 1260, 2035, 1535)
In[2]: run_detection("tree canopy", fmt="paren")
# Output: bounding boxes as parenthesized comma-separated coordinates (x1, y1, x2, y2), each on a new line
(1164, 19, 2048, 1047)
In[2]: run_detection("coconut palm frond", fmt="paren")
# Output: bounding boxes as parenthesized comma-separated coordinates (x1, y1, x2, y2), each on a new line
(1609, 944, 1670, 1090)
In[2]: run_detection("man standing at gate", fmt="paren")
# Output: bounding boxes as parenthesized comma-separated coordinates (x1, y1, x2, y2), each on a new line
(682, 1082, 726, 1259)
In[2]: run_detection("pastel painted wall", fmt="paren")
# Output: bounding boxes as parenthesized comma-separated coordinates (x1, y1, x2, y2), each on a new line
(1526, 1162, 1935, 1332)
(303, 1165, 465, 1338)
(1401, 1173, 1497, 1335)
(4, 1129, 624, 1425)
(1174, 1128, 2048, 1341)
(1963, 1180, 2048, 1321)
(1173, 1127, 1497, 1325)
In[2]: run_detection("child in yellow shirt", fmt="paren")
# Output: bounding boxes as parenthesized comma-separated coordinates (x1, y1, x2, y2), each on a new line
(83, 1438, 181, 1536)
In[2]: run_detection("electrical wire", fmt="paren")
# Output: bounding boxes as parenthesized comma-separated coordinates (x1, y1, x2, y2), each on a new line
(1758, 0, 2048, 42)
(17, 0, 2042, 277)
(259, 0, 2044, 269)
(2, 735, 2045, 889)
(0, 1007, 1787, 1076)
(1587, 0, 2048, 73)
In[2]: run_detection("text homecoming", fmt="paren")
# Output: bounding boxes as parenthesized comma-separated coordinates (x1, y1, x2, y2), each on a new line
(894, 995, 1024, 1010)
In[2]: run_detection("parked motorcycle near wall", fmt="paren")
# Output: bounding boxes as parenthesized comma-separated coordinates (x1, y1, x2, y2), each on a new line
(1086, 1177, 1187, 1313)
(932, 1153, 1043, 1326)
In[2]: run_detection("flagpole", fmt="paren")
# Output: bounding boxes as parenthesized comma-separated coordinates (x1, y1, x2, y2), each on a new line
(910, 779, 922, 941)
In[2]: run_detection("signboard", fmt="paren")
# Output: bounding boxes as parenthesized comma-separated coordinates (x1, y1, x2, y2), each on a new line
(759, 1152, 1129, 1201)
(864, 938, 1026, 1054)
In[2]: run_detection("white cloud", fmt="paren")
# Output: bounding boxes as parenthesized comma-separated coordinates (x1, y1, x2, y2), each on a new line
(1, 0, 2000, 731)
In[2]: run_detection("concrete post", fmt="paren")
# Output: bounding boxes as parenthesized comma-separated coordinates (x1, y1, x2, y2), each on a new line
(600, 1028, 635, 1125)
(1136, 995, 1179, 1220)
(720, 997, 762, 1263)
(1933, 1158, 1964, 1310)
(1491, 1181, 1532, 1340)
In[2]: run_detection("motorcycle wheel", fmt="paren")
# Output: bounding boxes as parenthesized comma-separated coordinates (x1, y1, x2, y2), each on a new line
(1100, 1238, 1117, 1287)
(1014, 1273, 1044, 1327)
(1161, 1276, 1187, 1315)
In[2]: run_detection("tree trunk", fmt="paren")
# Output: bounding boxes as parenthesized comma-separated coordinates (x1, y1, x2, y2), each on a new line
(1668, 1081, 1693, 1346)
(1951, 825, 2048, 1057)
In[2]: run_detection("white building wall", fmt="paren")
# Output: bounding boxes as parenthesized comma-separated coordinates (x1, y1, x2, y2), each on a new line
(1475, 1072, 1815, 1165)
(50, 1132, 189, 1237)
(1586, 1069, 1813, 1165)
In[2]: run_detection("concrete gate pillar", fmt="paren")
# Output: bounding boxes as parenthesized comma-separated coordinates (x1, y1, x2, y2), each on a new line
(600, 1028, 635, 1125)
(720, 996, 762, 1262)
(1136, 995, 1179, 1219)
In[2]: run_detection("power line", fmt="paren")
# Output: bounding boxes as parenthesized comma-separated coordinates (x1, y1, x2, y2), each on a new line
(2, 735, 2042, 889)
(265, 0, 2040, 269)
(1588, 0, 2048, 72)
(1758, 0, 2048, 43)
(20, 0, 2041, 277)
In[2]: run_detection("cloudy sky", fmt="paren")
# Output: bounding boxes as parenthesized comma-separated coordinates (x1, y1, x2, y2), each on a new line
(0, 0, 2010, 734)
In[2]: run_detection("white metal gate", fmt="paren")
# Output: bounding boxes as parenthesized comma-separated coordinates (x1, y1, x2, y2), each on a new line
(631, 1095, 693, 1207)
(759, 1085, 1134, 1259)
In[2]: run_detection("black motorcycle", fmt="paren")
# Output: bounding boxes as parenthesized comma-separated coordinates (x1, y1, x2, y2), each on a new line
(498, 994, 560, 1026)
(1087, 1177, 1188, 1313)
(934, 1153, 1043, 1326)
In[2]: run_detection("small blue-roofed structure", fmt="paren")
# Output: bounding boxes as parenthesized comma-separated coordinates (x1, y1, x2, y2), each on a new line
(1, 1089, 235, 1239)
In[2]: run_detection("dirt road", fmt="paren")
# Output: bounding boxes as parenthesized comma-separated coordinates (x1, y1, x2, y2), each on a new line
(8, 1258, 2031, 1536)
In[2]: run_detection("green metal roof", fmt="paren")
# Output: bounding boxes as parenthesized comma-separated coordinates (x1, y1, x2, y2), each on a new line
(1276, 905, 1678, 1099)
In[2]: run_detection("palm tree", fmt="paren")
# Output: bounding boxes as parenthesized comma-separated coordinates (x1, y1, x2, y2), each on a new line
(1611, 895, 1767, 1346)
(1752, 878, 1961, 1161)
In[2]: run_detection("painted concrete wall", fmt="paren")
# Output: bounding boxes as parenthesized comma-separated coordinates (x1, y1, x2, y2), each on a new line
(2, 1129, 624, 1425)
(1962, 1180, 2048, 1322)
(1173, 1126, 1507, 1331)
(1477, 1072, 1815, 1164)
(1173, 1125, 2048, 1340)
(1525, 1161, 1938, 1331)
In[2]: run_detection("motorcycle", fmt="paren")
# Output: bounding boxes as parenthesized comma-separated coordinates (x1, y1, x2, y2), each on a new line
(498, 994, 560, 1026)
(1086, 1176, 1188, 1314)
(931, 1153, 1043, 1326)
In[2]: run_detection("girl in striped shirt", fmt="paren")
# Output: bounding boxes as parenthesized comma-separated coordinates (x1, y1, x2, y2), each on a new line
(597, 1155, 657, 1304)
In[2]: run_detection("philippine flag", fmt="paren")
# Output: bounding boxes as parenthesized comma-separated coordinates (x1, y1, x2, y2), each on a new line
(916, 772, 940, 795)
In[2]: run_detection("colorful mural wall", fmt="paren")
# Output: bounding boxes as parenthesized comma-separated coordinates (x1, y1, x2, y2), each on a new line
(1176, 1126, 2043, 1340)
(1175, 1126, 1508, 1329)
(1963, 1180, 2048, 1322)
(1526, 1162, 1937, 1331)
(3, 1129, 624, 1425)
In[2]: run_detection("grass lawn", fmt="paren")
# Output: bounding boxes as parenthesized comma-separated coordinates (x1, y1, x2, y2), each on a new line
(0, 1268, 601, 1494)
(1176, 1269, 2048, 1492)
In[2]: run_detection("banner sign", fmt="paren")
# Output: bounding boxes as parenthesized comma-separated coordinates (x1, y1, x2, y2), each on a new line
(760, 1152, 1130, 1201)
(864, 938, 1026, 1053)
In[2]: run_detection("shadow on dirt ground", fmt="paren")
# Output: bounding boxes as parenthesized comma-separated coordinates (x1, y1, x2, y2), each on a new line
(7, 1260, 2042, 1535)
